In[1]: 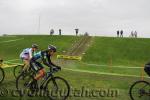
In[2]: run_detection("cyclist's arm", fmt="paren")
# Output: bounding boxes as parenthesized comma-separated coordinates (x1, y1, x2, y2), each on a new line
(28, 48, 33, 59)
(47, 55, 56, 66)
(41, 51, 55, 67)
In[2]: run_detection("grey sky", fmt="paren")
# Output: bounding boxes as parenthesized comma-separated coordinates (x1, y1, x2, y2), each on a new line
(0, 0, 150, 37)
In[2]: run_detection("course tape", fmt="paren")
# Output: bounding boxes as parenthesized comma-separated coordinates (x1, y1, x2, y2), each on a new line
(80, 62, 142, 69)
(63, 68, 149, 78)
(57, 55, 82, 61)
(0, 38, 24, 43)
(2, 59, 148, 78)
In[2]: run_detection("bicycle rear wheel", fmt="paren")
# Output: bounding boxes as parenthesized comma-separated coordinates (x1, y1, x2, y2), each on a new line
(46, 76, 70, 100)
(129, 80, 150, 100)
(16, 72, 38, 97)
(0, 67, 5, 83)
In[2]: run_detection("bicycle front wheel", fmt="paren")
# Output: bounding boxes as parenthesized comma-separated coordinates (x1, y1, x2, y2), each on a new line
(0, 67, 5, 83)
(46, 76, 70, 100)
(14, 65, 24, 78)
(129, 80, 150, 100)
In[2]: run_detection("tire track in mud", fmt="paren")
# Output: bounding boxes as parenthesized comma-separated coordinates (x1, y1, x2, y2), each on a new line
(57, 36, 93, 66)
(67, 36, 92, 56)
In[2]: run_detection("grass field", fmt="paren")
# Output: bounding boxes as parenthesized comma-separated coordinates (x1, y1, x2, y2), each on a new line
(0, 35, 150, 100)
(82, 37, 150, 66)
(0, 35, 81, 60)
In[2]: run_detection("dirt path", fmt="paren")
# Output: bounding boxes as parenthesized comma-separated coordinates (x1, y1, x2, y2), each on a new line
(57, 35, 93, 66)
(66, 36, 92, 56)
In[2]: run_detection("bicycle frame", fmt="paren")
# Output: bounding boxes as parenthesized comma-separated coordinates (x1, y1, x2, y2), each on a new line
(36, 69, 58, 89)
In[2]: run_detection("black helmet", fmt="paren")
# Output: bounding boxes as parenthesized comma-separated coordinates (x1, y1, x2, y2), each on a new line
(32, 44, 38, 49)
(48, 45, 57, 52)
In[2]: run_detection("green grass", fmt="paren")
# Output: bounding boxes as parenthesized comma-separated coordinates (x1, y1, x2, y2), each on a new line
(1, 67, 147, 100)
(0, 36, 150, 100)
(83, 37, 150, 66)
(0, 35, 81, 60)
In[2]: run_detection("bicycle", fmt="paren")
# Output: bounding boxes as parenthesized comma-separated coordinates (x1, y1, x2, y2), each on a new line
(16, 67, 70, 100)
(0, 59, 5, 84)
(129, 80, 150, 100)
(14, 64, 31, 79)
(13, 64, 24, 78)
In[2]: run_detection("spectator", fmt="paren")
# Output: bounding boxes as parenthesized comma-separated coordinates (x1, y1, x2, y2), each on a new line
(50, 29, 54, 35)
(59, 29, 62, 35)
(84, 32, 89, 36)
(117, 30, 119, 37)
(131, 31, 134, 38)
(134, 31, 137, 38)
(120, 30, 123, 37)
(75, 28, 79, 36)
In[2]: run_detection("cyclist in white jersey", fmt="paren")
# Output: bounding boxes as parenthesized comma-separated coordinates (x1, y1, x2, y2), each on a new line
(20, 44, 38, 71)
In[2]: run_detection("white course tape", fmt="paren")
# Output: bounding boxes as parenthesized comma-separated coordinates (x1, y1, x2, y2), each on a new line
(63, 68, 149, 78)
(81, 62, 142, 69)
(0, 38, 24, 43)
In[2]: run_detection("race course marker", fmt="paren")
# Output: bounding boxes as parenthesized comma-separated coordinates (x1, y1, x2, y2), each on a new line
(57, 55, 82, 61)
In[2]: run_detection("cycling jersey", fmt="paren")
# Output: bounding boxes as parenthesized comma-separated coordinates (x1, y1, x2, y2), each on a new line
(30, 50, 56, 71)
(20, 48, 36, 60)
(144, 63, 150, 77)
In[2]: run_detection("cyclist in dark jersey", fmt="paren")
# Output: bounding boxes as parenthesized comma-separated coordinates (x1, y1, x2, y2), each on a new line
(0, 58, 3, 67)
(144, 63, 150, 77)
(30, 45, 61, 81)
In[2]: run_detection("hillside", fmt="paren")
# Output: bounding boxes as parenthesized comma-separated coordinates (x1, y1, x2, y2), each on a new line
(0, 35, 81, 60)
(0, 36, 150, 100)
(82, 37, 150, 66)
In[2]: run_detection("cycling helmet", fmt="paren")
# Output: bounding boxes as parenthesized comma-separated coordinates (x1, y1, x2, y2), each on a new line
(32, 44, 38, 49)
(48, 45, 57, 52)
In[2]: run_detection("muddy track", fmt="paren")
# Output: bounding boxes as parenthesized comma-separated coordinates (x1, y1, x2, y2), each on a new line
(56, 35, 92, 66)
(67, 36, 92, 56)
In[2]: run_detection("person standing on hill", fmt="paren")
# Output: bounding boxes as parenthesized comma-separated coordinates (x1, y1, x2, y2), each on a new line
(131, 31, 134, 38)
(50, 29, 54, 35)
(120, 30, 123, 37)
(75, 28, 79, 36)
(134, 31, 137, 38)
(59, 29, 62, 35)
(117, 30, 119, 37)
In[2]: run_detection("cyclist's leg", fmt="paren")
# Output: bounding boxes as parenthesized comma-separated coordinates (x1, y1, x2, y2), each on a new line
(35, 68, 45, 80)
(144, 64, 150, 77)
(30, 60, 45, 80)
(23, 59, 30, 71)
(21, 54, 30, 71)
(35, 62, 45, 80)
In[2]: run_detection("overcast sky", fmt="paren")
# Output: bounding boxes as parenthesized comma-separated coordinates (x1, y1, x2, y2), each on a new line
(0, 0, 150, 37)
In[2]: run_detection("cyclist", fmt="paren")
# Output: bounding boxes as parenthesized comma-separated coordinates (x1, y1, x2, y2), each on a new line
(30, 45, 61, 82)
(0, 58, 3, 67)
(20, 44, 39, 71)
(144, 63, 150, 77)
